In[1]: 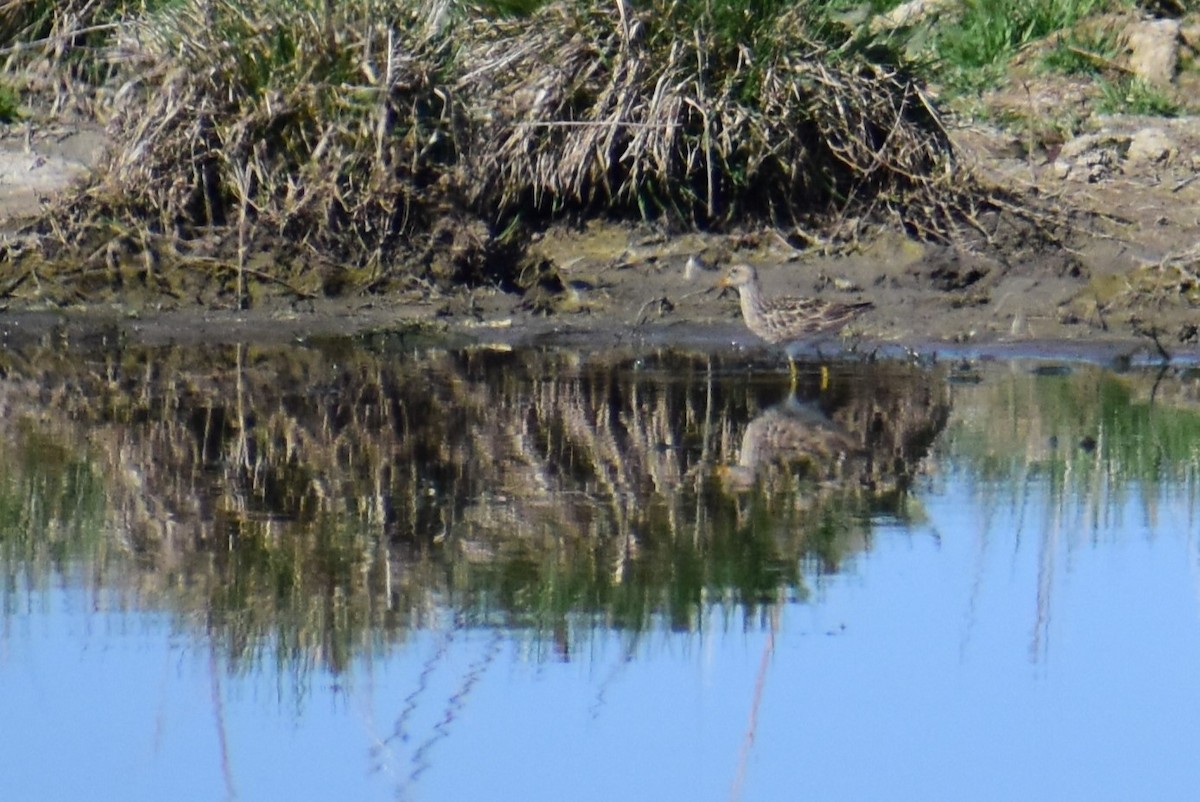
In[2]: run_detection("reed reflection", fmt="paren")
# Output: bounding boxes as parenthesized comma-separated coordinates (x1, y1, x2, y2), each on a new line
(0, 342, 949, 673)
(942, 363, 1200, 663)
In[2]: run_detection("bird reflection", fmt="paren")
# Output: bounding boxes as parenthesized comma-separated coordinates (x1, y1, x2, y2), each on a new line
(719, 393, 862, 491)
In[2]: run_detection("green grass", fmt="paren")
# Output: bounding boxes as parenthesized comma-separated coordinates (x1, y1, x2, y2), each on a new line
(1039, 29, 1120, 75)
(0, 84, 20, 122)
(479, 0, 548, 16)
(932, 0, 1119, 91)
(0, 425, 110, 587)
(1096, 76, 1181, 116)
(946, 367, 1200, 498)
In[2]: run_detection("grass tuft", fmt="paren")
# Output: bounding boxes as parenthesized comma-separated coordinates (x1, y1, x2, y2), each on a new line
(1096, 76, 1181, 116)
(932, 0, 1118, 90)
(0, 83, 20, 122)
(14, 0, 991, 301)
(1038, 28, 1120, 76)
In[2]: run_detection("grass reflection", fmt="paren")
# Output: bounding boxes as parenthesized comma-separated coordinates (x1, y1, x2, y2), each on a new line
(938, 363, 1200, 664)
(0, 424, 109, 602)
(944, 365, 1200, 509)
(0, 342, 945, 673)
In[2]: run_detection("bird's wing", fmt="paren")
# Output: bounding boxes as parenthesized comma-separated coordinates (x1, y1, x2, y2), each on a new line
(760, 298, 825, 335)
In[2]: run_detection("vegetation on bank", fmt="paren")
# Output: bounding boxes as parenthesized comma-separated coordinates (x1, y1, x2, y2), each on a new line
(0, 0, 1193, 302)
(0, 0, 965, 301)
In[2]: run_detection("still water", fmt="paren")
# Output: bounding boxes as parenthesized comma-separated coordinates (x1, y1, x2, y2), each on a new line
(1, 341, 1199, 801)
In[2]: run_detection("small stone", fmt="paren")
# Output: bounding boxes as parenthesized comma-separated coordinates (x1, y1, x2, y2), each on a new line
(1010, 310, 1029, 337)
(1126, 128, 1175, 165)
(1079, 148, 1118, 182)
(1181, 21, 1200, 52)
(1124, 18, 1180, 87)
(1059, 133, 1104, 160)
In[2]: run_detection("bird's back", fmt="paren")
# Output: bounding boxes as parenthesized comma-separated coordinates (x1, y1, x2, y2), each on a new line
(755, 296, 873, 342)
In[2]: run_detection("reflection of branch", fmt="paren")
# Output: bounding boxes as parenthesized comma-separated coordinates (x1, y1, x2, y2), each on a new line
(209, 645, 237, 801)
(1149, 363, 1169, 408)
(371, 629, 455, 781)
(1030, 441, 1068, 665)
(1131, 317, 1172, 363)
(589, 639, 638, 721)
(730, 605, 779, 802)
(406, 629, 503, 786)
(398, 632, 452, 743)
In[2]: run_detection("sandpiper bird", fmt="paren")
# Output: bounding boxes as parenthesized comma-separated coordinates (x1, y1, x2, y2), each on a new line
(717, 263, 872, 382)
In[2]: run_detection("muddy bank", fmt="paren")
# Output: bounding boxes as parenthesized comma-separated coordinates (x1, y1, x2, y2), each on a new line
(0, 218, 1196, 369)
(0, 249, 1193, 368)
(2, 110, 1199, 364)
(0, 220, 1196, 364)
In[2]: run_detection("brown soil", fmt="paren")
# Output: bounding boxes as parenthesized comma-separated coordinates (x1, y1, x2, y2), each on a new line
(2, 86, 1198, 363)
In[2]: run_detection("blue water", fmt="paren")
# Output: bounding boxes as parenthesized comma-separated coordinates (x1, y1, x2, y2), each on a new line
(2, 349, 1200, 801)
(5, 480, 1199, 801)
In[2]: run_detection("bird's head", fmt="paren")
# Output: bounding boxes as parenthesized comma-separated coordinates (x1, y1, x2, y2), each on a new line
(717, 263, 757, 291)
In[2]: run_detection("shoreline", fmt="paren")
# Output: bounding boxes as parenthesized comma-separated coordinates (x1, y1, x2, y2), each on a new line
(2, 302, 1193, 370)
(2, 109, 1199, 366)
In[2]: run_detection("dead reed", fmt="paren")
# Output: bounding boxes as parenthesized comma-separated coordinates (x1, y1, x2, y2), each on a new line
(5, 0, 1001, 302)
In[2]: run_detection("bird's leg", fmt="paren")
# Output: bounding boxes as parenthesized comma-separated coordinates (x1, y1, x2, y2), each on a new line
(787, 355, 799, 391)
(819, 364, 830, 391)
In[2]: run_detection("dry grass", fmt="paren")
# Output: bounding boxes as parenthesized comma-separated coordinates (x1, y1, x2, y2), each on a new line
(2, 0, 1008, 304)
(460, 2, 965, 232)
(0, 0, 124, 116)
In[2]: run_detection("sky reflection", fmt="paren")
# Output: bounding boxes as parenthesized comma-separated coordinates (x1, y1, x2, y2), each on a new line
(4, 475, 1200, 801)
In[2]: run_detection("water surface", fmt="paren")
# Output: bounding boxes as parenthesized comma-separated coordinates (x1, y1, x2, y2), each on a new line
(2, 342, 1199, 800)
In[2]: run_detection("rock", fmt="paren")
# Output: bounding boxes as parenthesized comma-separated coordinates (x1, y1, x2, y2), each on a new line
(869, 0, 955, 33)
(0, 126, 102, 228)
(1059, 133, 1131, 161)
(1055, 132, 1130, 182)
(860, 231, 926, 269)
(1123, 18, 1180, 87)
(1126, 127, 1175, 165)
(1179, 20, 1200, 53)
(1059, 133, 1104, 160)
(1077, 148, 1120, 182)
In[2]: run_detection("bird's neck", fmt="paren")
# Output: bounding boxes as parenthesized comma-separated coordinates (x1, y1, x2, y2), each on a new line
(737, 280, 765, 319)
